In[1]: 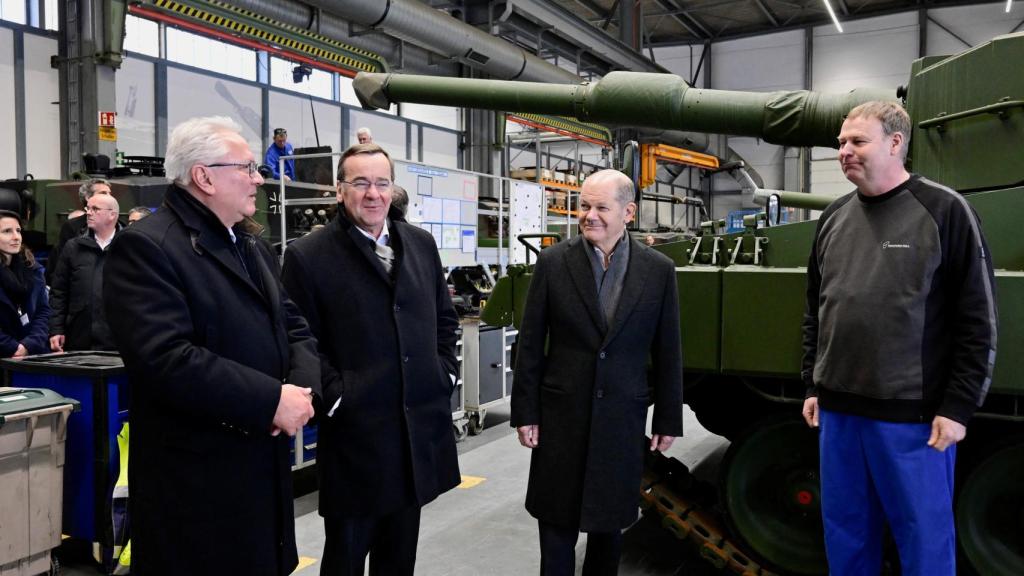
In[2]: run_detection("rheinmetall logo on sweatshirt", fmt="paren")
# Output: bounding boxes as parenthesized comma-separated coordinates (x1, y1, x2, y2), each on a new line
(882, 241, 911, 250)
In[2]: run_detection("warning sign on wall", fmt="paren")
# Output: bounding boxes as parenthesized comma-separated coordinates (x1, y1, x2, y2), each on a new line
(99, 111, 116, 127)
(99, 126, 117, 141)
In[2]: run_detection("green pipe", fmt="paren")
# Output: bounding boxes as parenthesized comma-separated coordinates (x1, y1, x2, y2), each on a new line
(754, 190, 841, 211)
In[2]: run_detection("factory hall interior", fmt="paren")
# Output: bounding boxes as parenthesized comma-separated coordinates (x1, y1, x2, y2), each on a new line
(0, 0, 1020, 575)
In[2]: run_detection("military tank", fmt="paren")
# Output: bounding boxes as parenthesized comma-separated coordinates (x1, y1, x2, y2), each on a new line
(353, 32, 1024, 575)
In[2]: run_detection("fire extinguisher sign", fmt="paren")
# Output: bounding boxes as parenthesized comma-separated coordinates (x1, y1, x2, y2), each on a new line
(98, 111, 117, 141)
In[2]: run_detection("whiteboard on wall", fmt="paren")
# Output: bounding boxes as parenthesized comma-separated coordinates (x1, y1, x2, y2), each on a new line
(394, 160, 478, 267)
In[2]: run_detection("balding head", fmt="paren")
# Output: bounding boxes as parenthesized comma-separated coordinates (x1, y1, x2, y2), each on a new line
(86, 193, 119, 238)
(583, 169, 634, 207)
(579, 169, 636, 254)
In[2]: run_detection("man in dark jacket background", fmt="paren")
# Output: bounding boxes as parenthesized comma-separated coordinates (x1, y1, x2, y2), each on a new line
(49, 192, 121, 351)
(281, 143, 460, 576)
(104, 116, 319, 576)
(512, 169, 684, 576)
(48, 178, 110, 284)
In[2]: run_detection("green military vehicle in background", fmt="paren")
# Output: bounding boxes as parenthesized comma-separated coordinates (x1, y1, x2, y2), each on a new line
(352, 32, 1024, 576)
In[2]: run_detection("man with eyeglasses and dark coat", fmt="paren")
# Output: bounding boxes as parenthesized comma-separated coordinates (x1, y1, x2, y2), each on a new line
(48, 193, 122, 352)
(281, 142, 461, 576)
(104, 116, 319, 576)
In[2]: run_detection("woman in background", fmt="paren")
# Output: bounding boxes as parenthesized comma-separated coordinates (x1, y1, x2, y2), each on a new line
(0, 210, 50, 358)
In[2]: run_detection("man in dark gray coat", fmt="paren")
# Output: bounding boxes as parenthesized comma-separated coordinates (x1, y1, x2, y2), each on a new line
(104, 116, 318, 576)
(281, 143, 460, 576)
(512, 169, 684, 576)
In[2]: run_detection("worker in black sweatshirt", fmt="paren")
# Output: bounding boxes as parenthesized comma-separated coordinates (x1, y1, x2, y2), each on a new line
(801, 101, 997, 576)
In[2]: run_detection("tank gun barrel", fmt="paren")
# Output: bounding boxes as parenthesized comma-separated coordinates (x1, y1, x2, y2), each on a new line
(354, 71, 897, 148)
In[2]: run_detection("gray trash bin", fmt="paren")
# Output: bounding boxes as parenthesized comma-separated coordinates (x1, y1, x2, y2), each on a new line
(0, 387, 79, 576)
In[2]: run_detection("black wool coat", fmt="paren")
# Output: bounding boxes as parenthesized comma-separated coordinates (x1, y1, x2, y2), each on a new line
(281, 209, 461, 518)
(103, 185, 321, 576)
(511, 235, 684, 532)
(49, 229, 121, 351)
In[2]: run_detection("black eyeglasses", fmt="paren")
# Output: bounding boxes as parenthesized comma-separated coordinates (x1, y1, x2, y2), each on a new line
(84, 206, 116, 213)
(340, 179, 393, 193)
(206, 161, 261, 178)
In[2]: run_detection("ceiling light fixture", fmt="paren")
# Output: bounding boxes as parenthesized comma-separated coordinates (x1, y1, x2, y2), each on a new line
(823, 0, 844, 33)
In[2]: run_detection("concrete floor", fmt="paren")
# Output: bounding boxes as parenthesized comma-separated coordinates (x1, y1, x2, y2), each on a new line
(59, 405, 730, 576)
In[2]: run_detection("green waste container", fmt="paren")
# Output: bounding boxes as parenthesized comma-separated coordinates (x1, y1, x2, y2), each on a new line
(0, 387, 79, 576)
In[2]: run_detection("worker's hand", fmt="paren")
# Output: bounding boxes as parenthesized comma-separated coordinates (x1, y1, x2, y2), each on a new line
(517, 425, 540, 449)
(802, 397, 819, 428)
(12, 344, 28, 358)
(928, 415, 966, 452)
(271, 384, 314, 437)
(650, 434, 675, 452)
(49, 334, 65, 352)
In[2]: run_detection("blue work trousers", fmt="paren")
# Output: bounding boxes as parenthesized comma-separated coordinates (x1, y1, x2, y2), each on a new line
(818, 409, 957, 576)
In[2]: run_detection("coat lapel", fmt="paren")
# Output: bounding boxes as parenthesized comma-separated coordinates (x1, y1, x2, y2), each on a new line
(250, 240, 281, 318)
(163, 185, 264, 300)
(565, 237, 606, 335)
(344, 223, 393, 285)
(195, 234, 263, 298)
(602, 239, 650, 348)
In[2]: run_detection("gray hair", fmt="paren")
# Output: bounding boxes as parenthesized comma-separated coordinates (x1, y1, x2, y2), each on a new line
(165, 116, 244, 187)
(356, 127, 372, 138)
(846, 101, 912, 161)
(584, 169, 635, 206)
(391, 185, 409, 216)
(78, 178, 110, 206)
(128, 206, 153, 220)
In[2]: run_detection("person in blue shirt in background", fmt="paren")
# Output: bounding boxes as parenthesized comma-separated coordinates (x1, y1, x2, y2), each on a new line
(265, 127, 295, 180)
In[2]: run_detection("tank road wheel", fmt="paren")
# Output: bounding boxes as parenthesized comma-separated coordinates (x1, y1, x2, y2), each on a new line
(720, 415, 827, 575)
(956, 442, 1024, 576)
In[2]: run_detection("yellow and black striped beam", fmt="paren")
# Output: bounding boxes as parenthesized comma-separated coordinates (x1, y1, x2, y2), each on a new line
(508, 113, 612, 146)
(135, 0, 388, 76)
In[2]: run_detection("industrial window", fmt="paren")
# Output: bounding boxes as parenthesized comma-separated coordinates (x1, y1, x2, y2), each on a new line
(0, 0, 27, 25)
(43, 0, 57, 30)
(166, 26, 256, 81)
(124, 14, 159, 58)
(269, 56, 334, 101)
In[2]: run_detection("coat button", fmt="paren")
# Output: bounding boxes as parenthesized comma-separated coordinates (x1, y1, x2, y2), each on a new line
(596, 390, 604, 399)
(599, 351, 606, 359)
(394, 305, 401, 312)
(403, 356, 409, 363)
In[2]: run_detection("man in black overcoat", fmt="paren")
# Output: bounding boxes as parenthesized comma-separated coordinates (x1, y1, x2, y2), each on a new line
(49, 192, 122, 352)
(104, 116, 319, 576)
(281, 143, 461, 576)
(511, 169, 684, 575)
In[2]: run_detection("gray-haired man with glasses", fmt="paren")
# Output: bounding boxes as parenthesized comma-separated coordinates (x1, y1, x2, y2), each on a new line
(282, 142, 460, 576)
(103, 116, 320, 576)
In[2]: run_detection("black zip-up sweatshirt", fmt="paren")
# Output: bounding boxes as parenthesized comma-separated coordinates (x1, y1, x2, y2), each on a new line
(802, 174, 997, 425)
